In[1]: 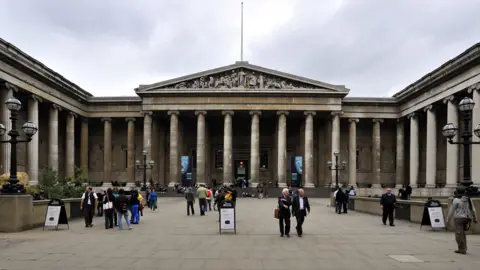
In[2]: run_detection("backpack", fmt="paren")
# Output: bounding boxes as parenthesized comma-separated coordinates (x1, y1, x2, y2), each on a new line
(119, 202, 128, 213)
(207, 190, 212, 198)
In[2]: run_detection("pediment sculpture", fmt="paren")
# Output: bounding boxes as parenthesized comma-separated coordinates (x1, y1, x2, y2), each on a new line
(163, 69, 316, 89)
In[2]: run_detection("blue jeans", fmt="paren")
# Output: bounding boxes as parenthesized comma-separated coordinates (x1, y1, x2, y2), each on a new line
(130, 204, 139, 224)
(117, 212, 131, 230)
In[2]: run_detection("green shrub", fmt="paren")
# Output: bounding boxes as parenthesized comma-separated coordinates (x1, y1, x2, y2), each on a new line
(37, 167, 85, 199)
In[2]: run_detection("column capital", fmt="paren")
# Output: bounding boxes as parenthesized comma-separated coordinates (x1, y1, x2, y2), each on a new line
(304, 111, 316, 116)
(407, 112, 417, 119)
(68, 111, 78, 118)
(348, 118, 359, 123)
(468, 82, 480, 93)
(372, 118, 384, 123)
(2, 82, 19, 92)
(125, 117, 136, 123)
(331, 111, 343, 117)
(276, 110, 288, 116)
(141, 110, 153, 116)
(29, 94, 43, 103)
(101, 117, 112, 123)
(250, 110, 262, 116)
(443, 95, 455, 104)
(423, 105, 434, 112)
(52, 104, 62, 111)
(222, 110, 234, 116)
(195, 110, 207, 116)
(167, 110, 179, 116)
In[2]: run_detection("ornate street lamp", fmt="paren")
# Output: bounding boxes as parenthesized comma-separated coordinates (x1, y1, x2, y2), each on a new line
(135, 150, 154, 194)
(327, 151, 347, 189)
(0, 96, 38, 194)
(442, 96, 480, 196)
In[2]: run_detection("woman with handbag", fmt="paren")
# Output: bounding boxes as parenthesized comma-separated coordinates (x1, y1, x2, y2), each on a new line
(104, 188, 116, 229)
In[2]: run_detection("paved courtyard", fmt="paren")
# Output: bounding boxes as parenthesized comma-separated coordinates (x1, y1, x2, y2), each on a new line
(1, 198, 480, 270)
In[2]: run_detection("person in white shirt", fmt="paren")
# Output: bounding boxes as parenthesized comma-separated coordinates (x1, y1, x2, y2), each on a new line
(292, 189, 311, 237)
(81, 186, 98, 227)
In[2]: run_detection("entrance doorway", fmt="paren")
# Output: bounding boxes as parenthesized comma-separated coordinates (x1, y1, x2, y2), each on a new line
(234, 160, 249, 187)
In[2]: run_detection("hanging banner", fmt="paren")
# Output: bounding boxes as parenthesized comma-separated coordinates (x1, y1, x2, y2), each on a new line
(295, 156, 303, 175)
(181, 156, 189, 174)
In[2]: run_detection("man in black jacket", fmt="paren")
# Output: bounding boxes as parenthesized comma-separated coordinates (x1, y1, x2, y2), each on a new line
(80, 187, 97, 227)
(380, 188, 397, 226)
(278, 188, 292, 237)
(292, 189, 310, 237)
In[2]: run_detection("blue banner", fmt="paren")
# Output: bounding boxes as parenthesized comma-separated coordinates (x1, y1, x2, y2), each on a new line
(181, 156, 189, 174)
(295, 156, 303, 175)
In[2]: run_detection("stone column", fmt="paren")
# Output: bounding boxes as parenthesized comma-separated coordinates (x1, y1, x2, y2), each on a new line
(80, 118, 89, 176)
(126, 118, 136, 186)
(372, 119, 383, 188)
(27, 95, 41, 186)
(424, 105, 437, 188)
(48, 104, 61, 171)
(195, 111, 207, 185)
(277, 111, 288, 188)
(222, 111, 234, 185)
(304, 111, 315, 188)
(395, 119, 405, 188)
(250, 111, 261, 187)
(65, 112, 76, 181)
(409, 113, 419, 187)
(331, 111, 342, 185)
(102, 118, 112, 186)
(0, 84, 13, 174)
(168, 111, 179, 187)
(348, 118, 359, 187)
(143, 111, 153, 183)
(443, 96, 459, 187)
(469, 84, 480, 186)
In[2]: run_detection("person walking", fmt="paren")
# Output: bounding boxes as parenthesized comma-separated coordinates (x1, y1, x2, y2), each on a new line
(97, 190, 105, 217)
(446, 187, 478, 254)
(334, 188, 345, 214)
(80, 186, 97, 227)
(278, 188, 292, 237)
(115, 189, 132, 230)
(149, 189, 158, 211)
(292, 189, 310, 237)
(103, 188, 115, 229)
(197, 184, 208, 216)
(380, 188, 397, 226)
(112, 188, 119, 226)
(185, 187, 195, 216)
(206, 187, 212, 211)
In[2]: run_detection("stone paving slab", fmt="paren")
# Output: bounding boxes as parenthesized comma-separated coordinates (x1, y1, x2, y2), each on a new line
(0, 198, 479, 270)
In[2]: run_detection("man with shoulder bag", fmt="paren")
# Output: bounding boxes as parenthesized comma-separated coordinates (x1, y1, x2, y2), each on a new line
(447, 187, 478, 254)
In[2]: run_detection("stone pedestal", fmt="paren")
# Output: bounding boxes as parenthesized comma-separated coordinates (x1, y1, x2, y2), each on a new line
(0, 195, 33, 232)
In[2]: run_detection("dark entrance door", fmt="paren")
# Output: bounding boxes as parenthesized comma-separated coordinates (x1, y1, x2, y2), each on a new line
(234, 160, 249, 187)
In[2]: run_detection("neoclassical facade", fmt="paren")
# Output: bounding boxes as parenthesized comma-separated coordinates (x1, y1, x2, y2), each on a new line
(1, 38, 480, 195)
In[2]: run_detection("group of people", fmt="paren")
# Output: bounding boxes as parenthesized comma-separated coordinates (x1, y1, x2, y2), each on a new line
(80, 186, 158, 230)
(276, 188, 311, 237)
(333, 186, 356, 214)
(184, 184, 238, 216)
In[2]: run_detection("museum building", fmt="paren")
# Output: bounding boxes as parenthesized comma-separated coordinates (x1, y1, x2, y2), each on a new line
(1, 38, 480, 196)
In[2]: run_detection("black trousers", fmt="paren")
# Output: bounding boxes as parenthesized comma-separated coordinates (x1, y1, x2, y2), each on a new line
(84, 205, 94, 226)
(295, 212, 306, 235)
(335, 201, 343, 214)
(199, 198, 206, 215)
(113, 210, 118, 226)
(382, 207, 395, 225)
(279, 216, 291, 236)
(104, 209, 114, 229)
(207, 199, 212, 211)
(343, 201, 348, 213)
(97, 202, 103, 216)
(187, 201, 195, 215)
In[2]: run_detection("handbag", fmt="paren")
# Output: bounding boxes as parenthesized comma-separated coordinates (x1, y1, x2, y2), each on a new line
(274, 208, 279, 219)
(103, 195, 113, 210)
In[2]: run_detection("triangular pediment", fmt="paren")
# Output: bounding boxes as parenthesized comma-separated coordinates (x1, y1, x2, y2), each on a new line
(136, 62, 349, 93)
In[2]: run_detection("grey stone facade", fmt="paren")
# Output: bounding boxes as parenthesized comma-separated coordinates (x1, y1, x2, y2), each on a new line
(1, 38, 480, 194)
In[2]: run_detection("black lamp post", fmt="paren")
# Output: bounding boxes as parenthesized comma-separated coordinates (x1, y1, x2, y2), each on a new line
(442, 96, 480, 197)
(0, 96, 38, 194)
(135, 150, 154, 194)
(327, 151, 347, 189)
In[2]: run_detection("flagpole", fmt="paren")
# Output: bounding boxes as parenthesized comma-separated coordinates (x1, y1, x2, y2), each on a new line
(241, 2, 244, 61)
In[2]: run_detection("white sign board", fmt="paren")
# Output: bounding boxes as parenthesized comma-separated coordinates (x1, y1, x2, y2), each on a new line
(220, 208, 235, 230)
(44, 206, 61, 227)
(428, 207, 446, 228)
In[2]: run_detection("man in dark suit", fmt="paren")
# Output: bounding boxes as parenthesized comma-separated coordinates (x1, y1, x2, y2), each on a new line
(380, 188, 397, 226)
(278, 188, 292, 237)
(292, 188, 310, 237)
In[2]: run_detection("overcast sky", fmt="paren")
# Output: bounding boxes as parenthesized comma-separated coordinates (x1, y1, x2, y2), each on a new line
(1, 0, 479, 97)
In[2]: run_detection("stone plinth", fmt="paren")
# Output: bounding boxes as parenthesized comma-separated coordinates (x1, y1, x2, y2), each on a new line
(0, 195, 33, 232)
